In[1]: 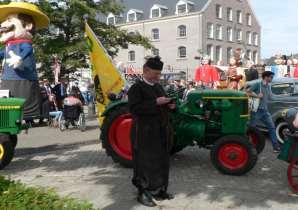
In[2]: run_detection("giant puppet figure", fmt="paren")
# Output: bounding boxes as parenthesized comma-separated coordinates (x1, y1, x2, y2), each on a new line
(0, 2, 49, 119)
(194, 55, 219, 88)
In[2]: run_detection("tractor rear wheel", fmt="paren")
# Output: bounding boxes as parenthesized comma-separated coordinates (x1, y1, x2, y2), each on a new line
(101, 105, 133, 168)
(0, 134, 14, 170)
(211, 135, 257, 176)
(247, 126, 266, 154)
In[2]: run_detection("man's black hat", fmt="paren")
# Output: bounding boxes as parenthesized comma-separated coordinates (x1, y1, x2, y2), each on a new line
(145, 56, 164, 71)
(262, 71, 274, 78)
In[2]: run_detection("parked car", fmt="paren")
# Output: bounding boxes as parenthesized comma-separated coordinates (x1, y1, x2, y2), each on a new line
(247, 78, 298, 144)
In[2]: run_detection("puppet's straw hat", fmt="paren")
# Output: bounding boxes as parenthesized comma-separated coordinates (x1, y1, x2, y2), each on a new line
(0, 2, 49, 29)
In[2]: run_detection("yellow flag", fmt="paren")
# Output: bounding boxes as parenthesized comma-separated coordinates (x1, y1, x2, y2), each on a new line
(85, 22, 125, 125)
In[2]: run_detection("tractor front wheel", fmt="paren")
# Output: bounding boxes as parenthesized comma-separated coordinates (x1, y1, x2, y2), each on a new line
(211, 135, 257, 176)
(101, 105, 133, 168)
(0, 134, 14, 170)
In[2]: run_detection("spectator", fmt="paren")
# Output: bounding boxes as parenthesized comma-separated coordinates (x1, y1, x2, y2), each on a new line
(53, 78, 68, 110)
(245, 61, 259, 82)
(63, 89, 83, 107)
(48, 94, 62, 127)
(183, 81, 196, 100)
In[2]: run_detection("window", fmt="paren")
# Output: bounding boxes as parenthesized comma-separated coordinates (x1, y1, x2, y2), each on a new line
(152, 48, 159, 56)
(236, 10, 242, 23)
(253, 51, 258, 64)
(271, 83, 294, 95)
(150, 4, 168, 18)
(253, 33, 258, 46)
(246, 50, 252, 60)
(215, 24, 223, 40)
(207, 23, 214, 39)
(178, 4, 186, 14)
(246, 31, 252, 45)
(127, 13, 135, 22)
(107, 17, 115, 25)
(227, 8, 233, 21)
(128, 31, 136, 36)
(236, 29, 242, 41)
(128, 51, 135, 62)
(176, 0, 194, 15)
(216, 4, 222, 19)
(127, 9, 143, 22)
(178, 46, 187, 58)
(207, 44, 214, 61)
(107, 13, 116, 25)
(151, 28, 159, 40)
(215, 46, 222, 64)
(227, 27, 233, 41)
(151, 8, 160, 18)
(246, 13, 252, 26)
(178, 25, 187, 37)
(227, 47, 233, 64)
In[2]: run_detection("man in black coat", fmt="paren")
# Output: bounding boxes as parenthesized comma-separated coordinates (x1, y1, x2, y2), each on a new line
(53, 78, 67, 110)
(128, 56, 175, 207)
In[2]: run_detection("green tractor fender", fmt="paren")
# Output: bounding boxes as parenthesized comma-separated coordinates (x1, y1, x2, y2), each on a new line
(101, 100, 128, 118)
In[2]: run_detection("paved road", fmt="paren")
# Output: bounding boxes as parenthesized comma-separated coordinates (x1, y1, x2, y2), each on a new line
(2, 117, 298, 210)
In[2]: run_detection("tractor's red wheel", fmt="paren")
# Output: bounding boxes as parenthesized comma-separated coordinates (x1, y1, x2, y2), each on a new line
(287, 158, 298, 193)
(218, 143, 249, 170)
(108, 114, 132, 161)
(211, 135, 258, 176)
(247, 126, 265, 154)
(101, 105, 133, 167)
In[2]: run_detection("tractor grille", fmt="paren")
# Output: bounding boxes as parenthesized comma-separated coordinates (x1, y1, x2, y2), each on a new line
(0, 109, 10, 128)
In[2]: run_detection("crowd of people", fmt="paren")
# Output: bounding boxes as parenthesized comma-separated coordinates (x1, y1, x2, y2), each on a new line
(35, 78, 93, 126)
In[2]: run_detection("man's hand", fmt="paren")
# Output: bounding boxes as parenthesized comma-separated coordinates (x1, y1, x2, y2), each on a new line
(167, 103, 176, 110)
(156, 96, 171, 105)
(6, 50, 22, 69)
(257, 93, 263, 98)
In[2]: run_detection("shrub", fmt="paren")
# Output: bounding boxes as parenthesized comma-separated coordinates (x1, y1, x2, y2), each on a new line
(0, 176, 98, 210)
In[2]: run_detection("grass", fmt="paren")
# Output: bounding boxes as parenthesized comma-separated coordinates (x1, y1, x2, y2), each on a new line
(0, 176, 98, 210)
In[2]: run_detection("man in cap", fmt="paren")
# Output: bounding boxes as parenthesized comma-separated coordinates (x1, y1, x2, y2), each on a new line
(246, 71, 281, 153)
(128, 56, 175, 207)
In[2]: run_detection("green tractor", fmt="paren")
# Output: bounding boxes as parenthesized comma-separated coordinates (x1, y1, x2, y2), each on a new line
(0, 98, 26, 169)
(100, 89, 265, 176)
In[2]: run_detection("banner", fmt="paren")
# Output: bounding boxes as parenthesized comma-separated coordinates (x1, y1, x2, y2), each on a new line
(85, 22, 125, 125)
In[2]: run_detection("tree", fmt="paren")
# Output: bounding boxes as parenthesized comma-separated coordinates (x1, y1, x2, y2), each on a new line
(1, 0, 152, 80)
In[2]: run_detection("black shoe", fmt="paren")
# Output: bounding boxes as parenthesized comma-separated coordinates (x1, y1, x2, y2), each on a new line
(137, 192, 156, 207)
(153, 191, 174, 201)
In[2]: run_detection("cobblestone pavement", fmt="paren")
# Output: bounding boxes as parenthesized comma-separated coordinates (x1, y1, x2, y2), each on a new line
(1, 118, 298, 210)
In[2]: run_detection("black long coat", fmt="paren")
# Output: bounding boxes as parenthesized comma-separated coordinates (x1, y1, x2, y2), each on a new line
(128, 80, 172, 192)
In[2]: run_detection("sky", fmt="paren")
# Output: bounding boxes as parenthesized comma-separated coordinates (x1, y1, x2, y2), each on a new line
(250, 0, 298, 58)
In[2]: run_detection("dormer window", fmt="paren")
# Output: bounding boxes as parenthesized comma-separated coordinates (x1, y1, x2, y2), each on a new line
(176, 0, 195, 15)
(150, 4, 168, 18)
(127, 9, 143, 22)
(107, 13, 115, 25)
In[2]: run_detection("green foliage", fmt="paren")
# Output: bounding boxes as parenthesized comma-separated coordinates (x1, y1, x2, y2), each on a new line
(0, 176, 99, 210)
(31, 0, 151, 79)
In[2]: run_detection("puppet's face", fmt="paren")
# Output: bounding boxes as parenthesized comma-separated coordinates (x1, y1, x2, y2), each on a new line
(229, 57, 236, 66)
(0, 14, 33, 43)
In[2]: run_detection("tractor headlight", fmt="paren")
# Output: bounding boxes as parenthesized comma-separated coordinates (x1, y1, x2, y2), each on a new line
(195, 100, 204, 108)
